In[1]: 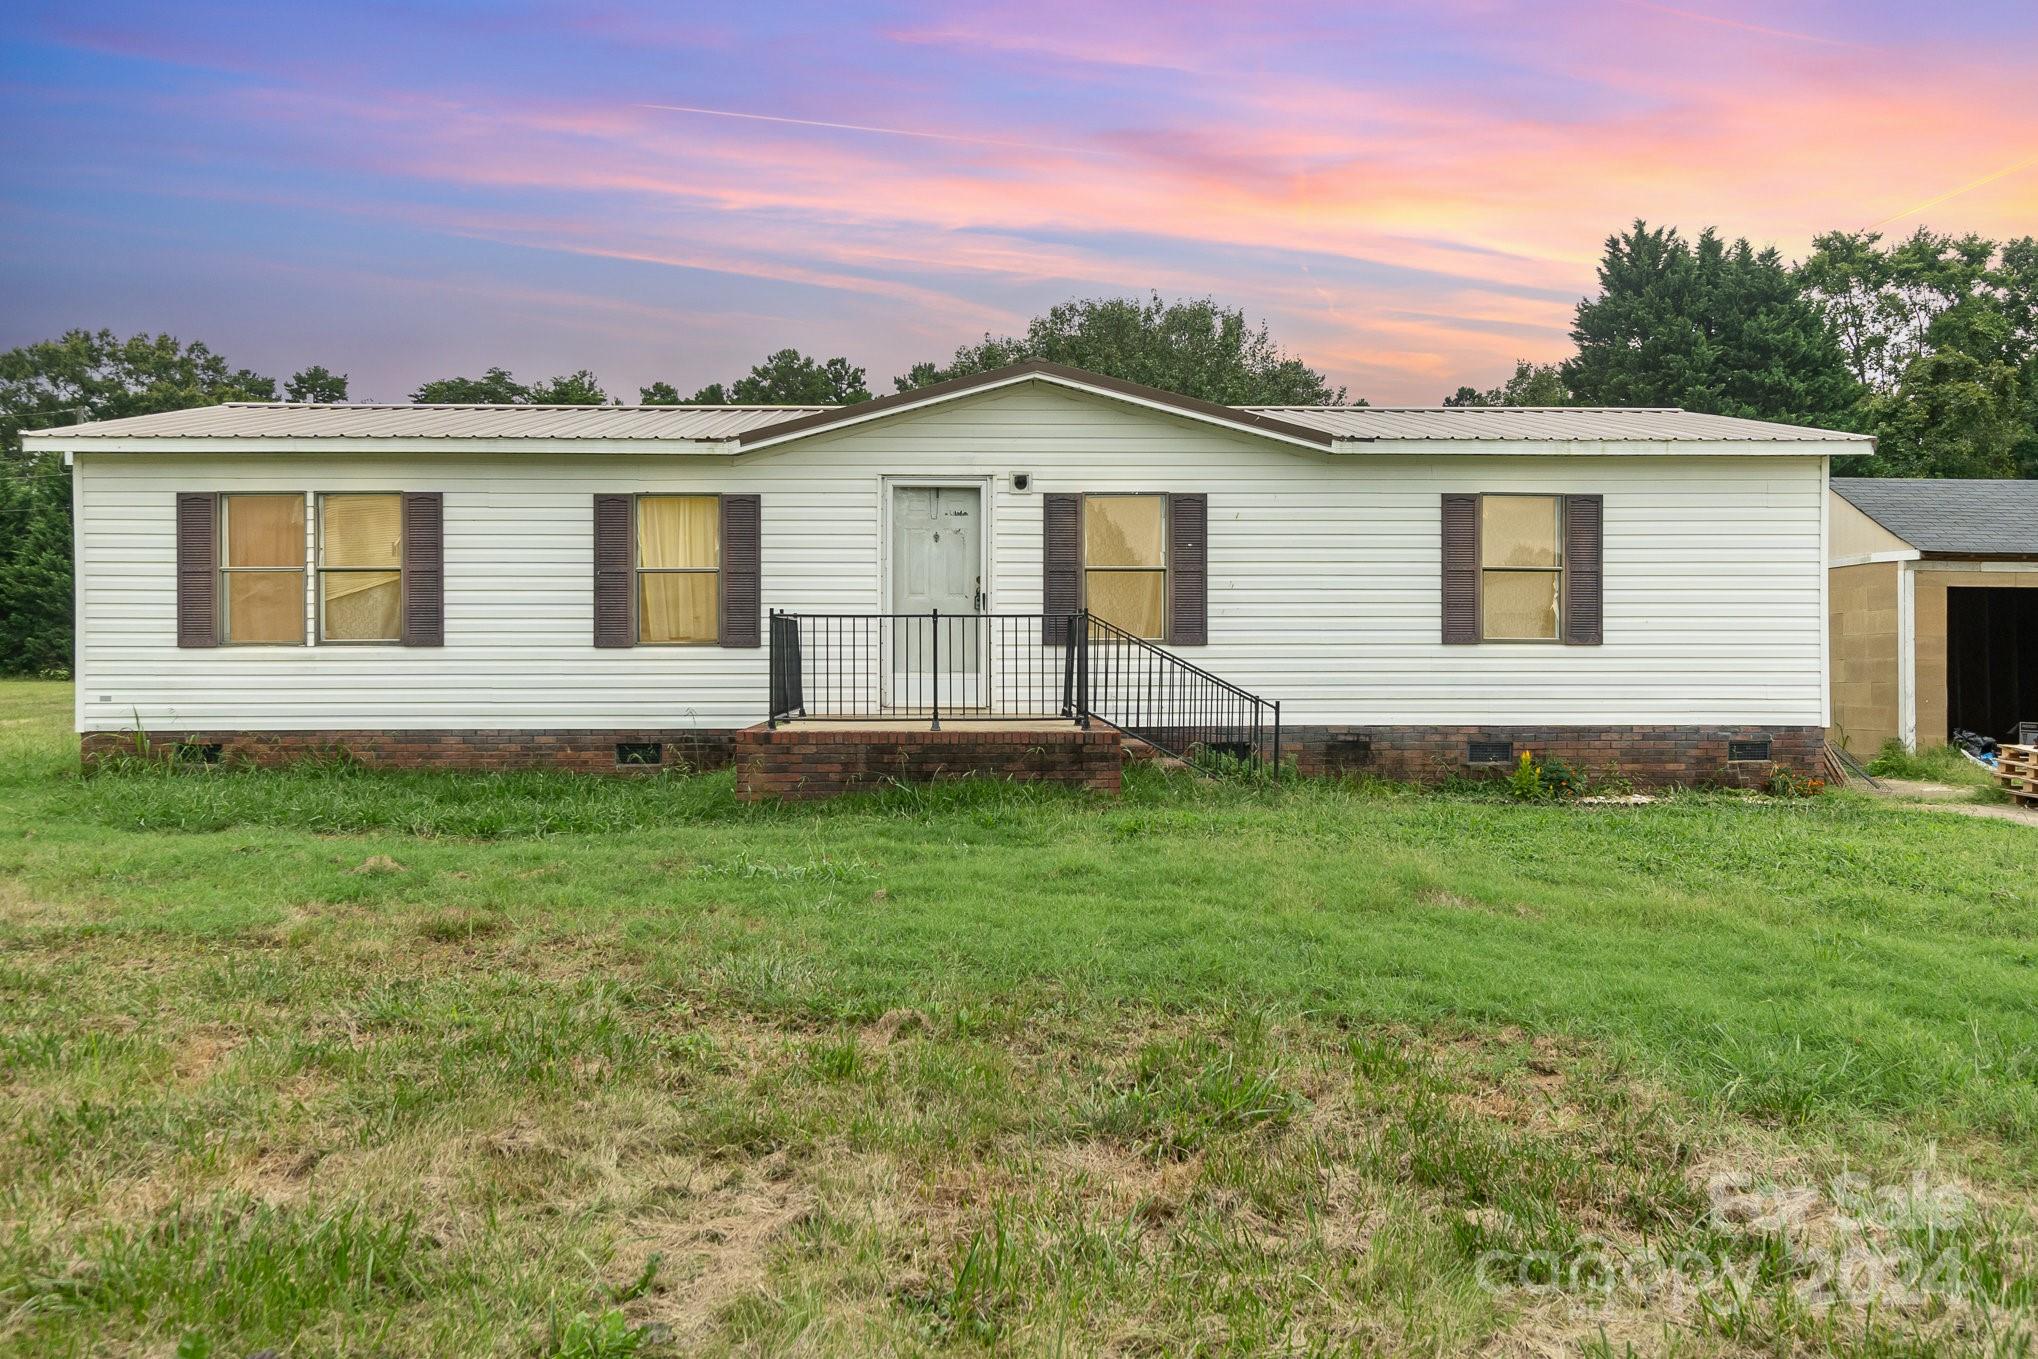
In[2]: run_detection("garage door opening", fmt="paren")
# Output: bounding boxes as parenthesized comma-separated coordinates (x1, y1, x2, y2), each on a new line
(1946, 587, 2038, 743)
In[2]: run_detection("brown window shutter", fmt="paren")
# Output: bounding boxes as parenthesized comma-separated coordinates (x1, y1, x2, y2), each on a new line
(1042, 493, 1081, 643)
(1440, 493, 1480, 645)
(592, 494, 634, 648)
(1165, 493, 1208, 645)
(1562, 494, 1603, 646)
(399, 492, 444, 646)
(176, 492, 219, 648)
(719, 494, 761, 647)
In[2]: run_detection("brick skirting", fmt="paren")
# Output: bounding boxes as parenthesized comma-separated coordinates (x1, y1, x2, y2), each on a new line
(80, 722, 1818, 791)
(80, 728, 738, 774)
(735, 723, 1124, 801)
(1277, 724, 1824, 788)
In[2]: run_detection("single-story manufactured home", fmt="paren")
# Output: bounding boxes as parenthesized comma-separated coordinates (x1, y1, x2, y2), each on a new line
(1828, 477, 2038, 755)
(26, 361, 1872, 794)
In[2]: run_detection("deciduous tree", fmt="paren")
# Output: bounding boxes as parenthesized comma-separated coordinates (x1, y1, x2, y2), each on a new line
(411, 367, 613, 404)
(896, 294, 1354, 405)
(1799, 228, 2036, 477)
(284, 365, 349, 403)
(1442, 360, 1570, 407)
(0, 329, 283, 675)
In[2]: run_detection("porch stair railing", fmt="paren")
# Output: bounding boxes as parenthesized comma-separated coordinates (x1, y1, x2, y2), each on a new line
(1077, 614, 1279, 774)
(766, 609, 1281, 775)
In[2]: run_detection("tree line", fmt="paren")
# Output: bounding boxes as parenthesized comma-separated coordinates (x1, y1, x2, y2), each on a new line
(1448, 223, 2038, 481)
(4, 221, 2034, 675)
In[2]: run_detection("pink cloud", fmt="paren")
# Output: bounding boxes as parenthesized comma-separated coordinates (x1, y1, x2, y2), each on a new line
(24, 2, 2038, 402)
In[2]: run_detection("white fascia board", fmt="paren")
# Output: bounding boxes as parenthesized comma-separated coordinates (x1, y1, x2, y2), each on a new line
(1913, 559, 2038, 573)
(1830, 548, 1922, 567)
(27, 436, 742, 456)
(734, 371, 1334, 454)
(1333, 438, 1874, 458)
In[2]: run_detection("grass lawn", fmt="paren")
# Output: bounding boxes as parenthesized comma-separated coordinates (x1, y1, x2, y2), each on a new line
(2, 679, 2035, 1356)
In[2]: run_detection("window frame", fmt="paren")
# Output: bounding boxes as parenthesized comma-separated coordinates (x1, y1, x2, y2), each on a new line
(1476, 492, 1566, 644)
(217, 492, 309, 647)
(314, 491, 406, 646)
(1079, 492, 1169, 642)
(633, 492, 723, 647)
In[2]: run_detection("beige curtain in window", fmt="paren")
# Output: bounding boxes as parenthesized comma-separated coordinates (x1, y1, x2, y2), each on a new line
(226, 495, 304, 568)
(324, 572, 402, 640)
(1086, 571, 1166, 637)
(1084, 496, 1163, 567)
(1084, 495, 1165, 637)
(638, 497, 720, 643)
(223, 495, 305, 642)
(1480, 496, 1561, 639)
(639, 573, 718, 644)
(322, 495, 402, 568)
(225, 571, 305, 643)
(639, 496, 719, 569)
(319, 495, 403, 641)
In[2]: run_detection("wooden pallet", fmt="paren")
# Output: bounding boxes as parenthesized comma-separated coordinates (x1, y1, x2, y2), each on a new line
(1996, 744, 2038, 805)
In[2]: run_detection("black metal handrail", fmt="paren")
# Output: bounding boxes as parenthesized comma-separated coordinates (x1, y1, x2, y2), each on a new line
(767, 610, 1083, 729)
(766, 609, 1281, 775)
(1078, 614, 1280, 773)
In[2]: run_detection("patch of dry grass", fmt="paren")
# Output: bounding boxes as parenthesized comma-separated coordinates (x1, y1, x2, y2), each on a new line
(4, 918, 2032, 1357)
(2, 680, 2035, 1355)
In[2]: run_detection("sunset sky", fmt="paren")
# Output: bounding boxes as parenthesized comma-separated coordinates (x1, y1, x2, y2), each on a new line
(3, 1, 2035, 405)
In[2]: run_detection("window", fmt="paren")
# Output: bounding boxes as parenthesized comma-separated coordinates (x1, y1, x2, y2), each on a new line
(220, 494, 306, 644)
(318, 494, 403, 642)
(637, 495, 719, 644)
(1480, 495, 1562, 641)
(1083, 494, 1165, 638)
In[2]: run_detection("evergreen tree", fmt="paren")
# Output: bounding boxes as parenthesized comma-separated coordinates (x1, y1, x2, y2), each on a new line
(0, 467, 73, 676)
(1563, 222, 1860, 426)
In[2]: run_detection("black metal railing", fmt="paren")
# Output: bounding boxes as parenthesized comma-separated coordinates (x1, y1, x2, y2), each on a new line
(767, 609, 1281, 774)
(767, 611, 1079, 726)
(1079, 614, 1280, 774)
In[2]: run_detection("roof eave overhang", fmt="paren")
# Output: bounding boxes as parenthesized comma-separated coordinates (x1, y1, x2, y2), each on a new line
(1331, 437, 1873, 458)
(31, 435, 742, 456)
(733, 363, 1340, 454)
(1918, 550, 2038, 563)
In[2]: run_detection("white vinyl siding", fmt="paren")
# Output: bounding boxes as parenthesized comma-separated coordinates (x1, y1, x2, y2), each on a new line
(71, 383, 1827, 731)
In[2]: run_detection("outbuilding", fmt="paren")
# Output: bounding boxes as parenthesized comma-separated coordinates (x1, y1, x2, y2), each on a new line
(1828, 478, 2038, 755)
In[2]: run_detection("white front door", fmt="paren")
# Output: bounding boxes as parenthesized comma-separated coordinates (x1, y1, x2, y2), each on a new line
(890, 486, 983, 709)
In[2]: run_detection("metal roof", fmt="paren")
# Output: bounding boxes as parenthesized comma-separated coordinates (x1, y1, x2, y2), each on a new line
(1832, 478, 2038, 557)
(36, 403, 829, 441)
(24, 367, 1871, 449)
(730, 361, 1341, 451)
(1239, 406, 1871, 442)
